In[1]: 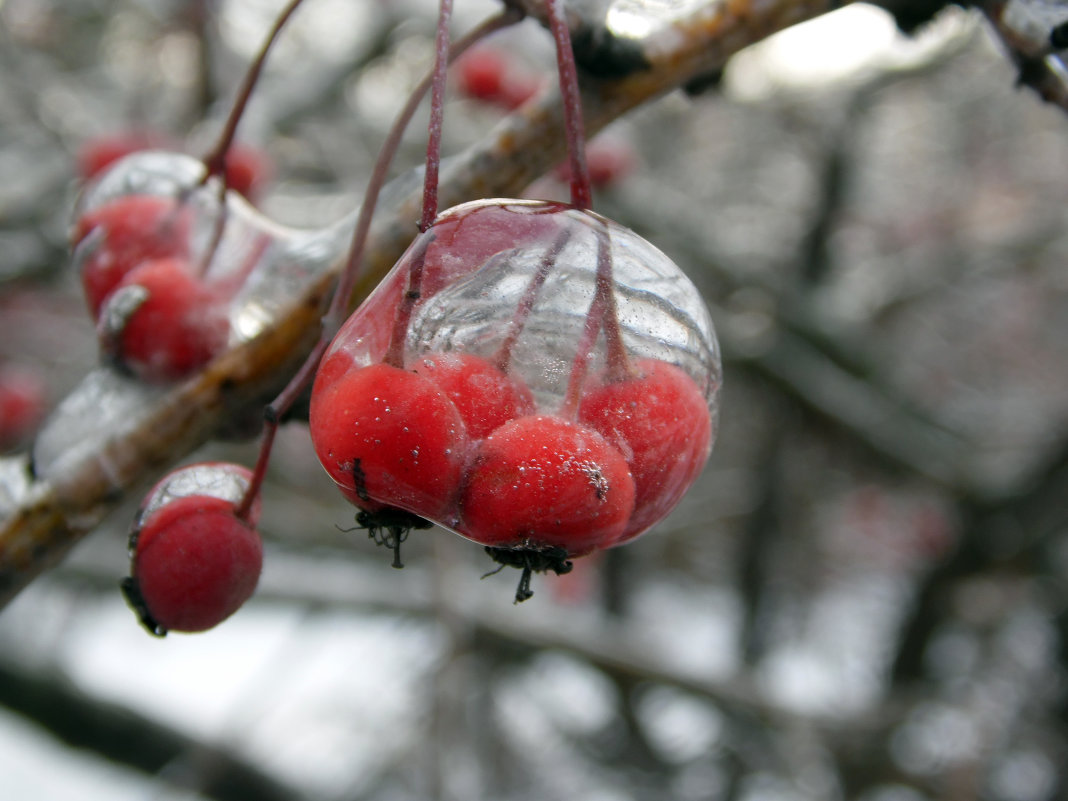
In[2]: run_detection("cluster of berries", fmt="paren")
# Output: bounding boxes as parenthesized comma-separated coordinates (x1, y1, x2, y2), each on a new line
(309, 199, 719, 597)
(78, 132, 271, 203)
(70, 149, 271, 382)
(63, 0, 721, 632)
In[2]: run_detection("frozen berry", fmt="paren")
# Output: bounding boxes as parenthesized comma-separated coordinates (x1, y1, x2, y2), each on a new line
(0, 364, 47, 451)
(77, 130, 174, 182)
(458, 414, 635, 556)
(100, 257, 230, 381)
(579, 358, 712, 541)
(411, 352, 535, 439)
(123, 462, 262, 636)
(221, 143, 273, 202)
(73, 195, 191, 316)
(309, 360, 469, 522)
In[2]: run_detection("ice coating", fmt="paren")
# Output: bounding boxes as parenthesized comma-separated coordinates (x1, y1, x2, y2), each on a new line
(32, 367, 165, 483)
(312, 199, 722, 552)
(73, 151, 348, 373)
(136, 462, 258, 532)
(324, 199, 720, 415)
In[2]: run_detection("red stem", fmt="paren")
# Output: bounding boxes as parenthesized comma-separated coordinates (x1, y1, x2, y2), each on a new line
(546, 0, 592, 210)
(559, 220, 631, 417)
(594, 220, 632, 382)
(324, 8, 523, 338)
(492, 227, 571, 371)
(199, 0, 306, 186)
(420, 0, 455, 233)
(383, 235, 433, 368)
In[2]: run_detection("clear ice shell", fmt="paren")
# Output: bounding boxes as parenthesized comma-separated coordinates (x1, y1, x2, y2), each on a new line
(74, 150, 348, 348)
(315, 199, 722, 549)
(135, 462, 255, 534)
(324, 199, 721, 418)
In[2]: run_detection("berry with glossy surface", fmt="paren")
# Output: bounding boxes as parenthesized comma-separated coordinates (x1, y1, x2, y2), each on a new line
(411, 352, 535, 439)
(101, 258, 230, 381)
(458, 414, 635, 556)
(124, 462, 262, 636)
(579, 358, 713, 541)
(73, 195, 191, 316)
(309, 360, 469, 522)
(77, 131, 174, 182)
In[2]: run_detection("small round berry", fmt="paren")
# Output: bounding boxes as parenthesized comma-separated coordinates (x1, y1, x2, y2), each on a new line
(100, 258, 230, 382)
(579, 358, 712, 541)
(0, 364, 47, 451)
(72, 195, 191, 316)
(456, 47, 509, 103)
(309, 361, 469, 522)
(222, 143, 273, 202)
(411, 352, 535, 439)
(77, 130, 174, 182)
(459, 414, 635, 556)
(553, 135, 636, 189)
(129, 495, 262, 634)
(124, 462, 262, 635)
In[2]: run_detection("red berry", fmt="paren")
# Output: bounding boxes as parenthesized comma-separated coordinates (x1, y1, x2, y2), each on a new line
(455, 47, 540, 110)
(411, 352, 535, 439)
(498, 74, 541, 110)
(129, 494, 262, 634)
(0, 365, 47, 451)
(578, 358, 712, 541)
(554, 136, 636, 189)
(77, 131, 174, 181)
(101, 258, 230, 381)
(309, 361, 469, 522)
(458, 414, 635, 556)
(73, 195, 191, 316)
(222, 143, 273, 202)
(456, 48, 508, 103)
(125, 461, 262, 635)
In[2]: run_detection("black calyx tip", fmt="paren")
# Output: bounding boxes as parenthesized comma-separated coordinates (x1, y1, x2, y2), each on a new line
(354, 507, 432, 569)
(483, 545, 574, 604)
(120, 576, 167, 637)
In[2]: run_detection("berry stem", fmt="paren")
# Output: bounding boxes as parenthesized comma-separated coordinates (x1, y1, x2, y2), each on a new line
(420, 0, 455, 233)
(492, 227, 571, 372)
(546, 0, 592, 210)
(560, 282, 604, 419)
(559, 220, 631, 415)
(383, 234, 434, 368)
(237, 10, 524, 518)
(199, 0, 306, 188)
(594, 220, 632, 382)
(324, 8, 523, 339)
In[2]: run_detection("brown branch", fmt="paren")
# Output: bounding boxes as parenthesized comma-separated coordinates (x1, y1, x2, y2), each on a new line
(0, 0, 845, 609)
